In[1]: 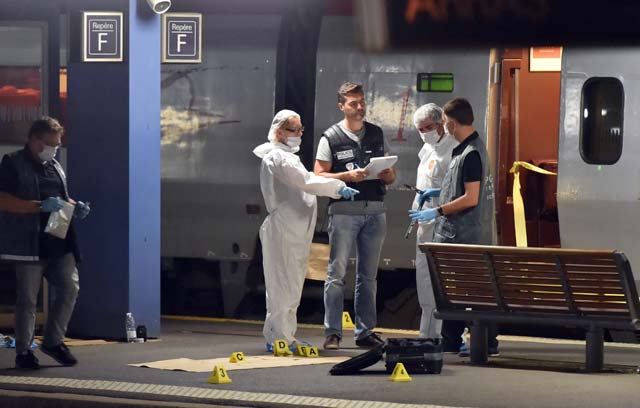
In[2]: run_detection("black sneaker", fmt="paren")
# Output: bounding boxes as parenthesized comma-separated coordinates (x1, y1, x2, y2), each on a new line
(323, 334, 340, 350)
(41, 343, 78, 366)
(488, 346, 500, 357)
(355, 332, 385, 349)
(15, 350, 40, 369)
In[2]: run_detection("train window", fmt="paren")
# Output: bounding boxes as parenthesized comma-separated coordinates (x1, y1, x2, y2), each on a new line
(580, 77, 624, 165)
(416, 73, 454, 92)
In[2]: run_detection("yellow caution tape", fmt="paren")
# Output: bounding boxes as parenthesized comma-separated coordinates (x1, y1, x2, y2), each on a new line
(509, 161, 557, 247)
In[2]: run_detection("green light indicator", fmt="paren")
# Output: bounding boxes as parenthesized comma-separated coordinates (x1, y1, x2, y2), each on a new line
(597, 165, 603, 171)
(417, 73, 454, 93)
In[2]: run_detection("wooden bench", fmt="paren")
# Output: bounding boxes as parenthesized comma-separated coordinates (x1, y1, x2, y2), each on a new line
(419, 243, 640, 372)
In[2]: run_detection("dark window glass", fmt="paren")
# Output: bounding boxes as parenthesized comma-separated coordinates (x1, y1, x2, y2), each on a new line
(580, 77, 624, 165)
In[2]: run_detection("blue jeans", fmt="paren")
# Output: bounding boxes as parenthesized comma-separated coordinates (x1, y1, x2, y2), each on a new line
(14, 253, 79, 354)
(324, 213, 386, 340)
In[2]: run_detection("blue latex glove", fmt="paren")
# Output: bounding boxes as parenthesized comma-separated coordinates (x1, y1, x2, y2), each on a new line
(74, 201, 91, 220)
(408, 208, 438, 223)
(339, 186, 360, 201)
(40, 197, 64, 212)
(418, 188, 441, 206)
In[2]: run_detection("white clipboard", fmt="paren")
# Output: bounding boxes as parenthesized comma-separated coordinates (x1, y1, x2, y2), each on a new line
(363, 155, 397, 180)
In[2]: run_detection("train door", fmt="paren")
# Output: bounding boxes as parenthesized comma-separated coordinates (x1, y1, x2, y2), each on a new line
(0, 22, 51, 329)
(494, 48, 561, 247)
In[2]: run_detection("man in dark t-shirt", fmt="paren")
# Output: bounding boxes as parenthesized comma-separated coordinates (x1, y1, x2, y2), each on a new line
(0, 117, 91, 369)
(409, 98, 498, 355)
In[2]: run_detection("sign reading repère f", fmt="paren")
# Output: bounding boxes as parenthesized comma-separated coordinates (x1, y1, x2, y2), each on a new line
(162, 13, 202, 63)
(82, 12, 123, 62)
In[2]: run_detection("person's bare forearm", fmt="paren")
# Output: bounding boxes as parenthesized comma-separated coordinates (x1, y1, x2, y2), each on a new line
(316, 170, 350, 182)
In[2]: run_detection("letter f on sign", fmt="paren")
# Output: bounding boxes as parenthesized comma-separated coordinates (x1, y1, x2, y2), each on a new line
(98, 32, 107, 51)
(177, 34, 187, 53)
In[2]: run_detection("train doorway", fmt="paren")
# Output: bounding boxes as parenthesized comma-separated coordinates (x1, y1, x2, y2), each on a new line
(493, 48, 562, 248)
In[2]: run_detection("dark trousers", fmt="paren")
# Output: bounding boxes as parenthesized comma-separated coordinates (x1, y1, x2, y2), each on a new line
(441, 320, 499, 350)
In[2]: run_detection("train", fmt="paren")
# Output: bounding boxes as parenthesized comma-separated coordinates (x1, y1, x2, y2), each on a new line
(157, 1, 640, 335)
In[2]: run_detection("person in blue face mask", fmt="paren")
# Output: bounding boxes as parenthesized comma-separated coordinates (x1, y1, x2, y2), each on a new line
(253, 109, 358, 352)
(0, 116, 91, 369)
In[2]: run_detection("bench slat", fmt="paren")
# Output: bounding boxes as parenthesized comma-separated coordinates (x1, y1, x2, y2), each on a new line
(566, 272, 622, 280)
(437, 265, 490, 274)
(494, 262, 558, 272)
(445, 288, 497, 298)
(564, 266, 620, 272)
(441, 280, 493, 290)
(569, 284, 624, 294)
(436, 259, 487, 268)
(431, 253, 485, 262)
(494, 269, 562, 279)
(503, 298, 571, 308)
(500, 289, 626, 304)
(425, 243, 614, 257)
(496, 276, 623, 292)
(440, 271, 491, 279)
(502, 291, 567, 301)
(573, 294, 627, 303)
(499, 283, 564, 292)
(492, 254, 617, 267)
(447, 294, 498, 305)
(497, 276, 563, 285)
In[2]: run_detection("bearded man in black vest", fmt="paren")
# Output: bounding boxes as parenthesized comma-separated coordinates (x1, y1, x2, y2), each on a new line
(314, 82, 396, 350)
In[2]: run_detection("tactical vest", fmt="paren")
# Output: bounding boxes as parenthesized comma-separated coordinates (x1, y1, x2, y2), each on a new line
(324, 122, 386, 203)
(0, 147, 80, 262)
(433, 134, 495, 245)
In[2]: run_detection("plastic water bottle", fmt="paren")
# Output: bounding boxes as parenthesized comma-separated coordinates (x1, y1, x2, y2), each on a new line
(125, 313, 137, 342)
(461, 327, 470, 350)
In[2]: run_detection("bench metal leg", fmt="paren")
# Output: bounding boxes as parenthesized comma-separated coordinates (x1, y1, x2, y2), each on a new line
(586, 327, 604, 372)
(470, 322, 488, 365)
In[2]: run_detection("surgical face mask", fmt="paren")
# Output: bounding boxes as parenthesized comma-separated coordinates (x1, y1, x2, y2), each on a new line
(444, 122, 455, 138)
(420, 129, 440, 145)
(38, 145, 58, 162)
(286, 137, 301, 148)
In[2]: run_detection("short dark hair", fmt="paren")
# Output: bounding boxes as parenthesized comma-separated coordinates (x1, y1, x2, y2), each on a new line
(443, 98, 474, 126)
(28, 116, 64, 140)
(337, 82, 363, 104)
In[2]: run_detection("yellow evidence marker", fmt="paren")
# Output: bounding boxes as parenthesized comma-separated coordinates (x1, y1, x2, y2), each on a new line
(342, 311, 355, 329)
(389, 363, 412, 382)
(273, 339, 293, 356)
(297, 345, 319, 357)
(208, 365, 232, 384)
(229, 352, 245, 363)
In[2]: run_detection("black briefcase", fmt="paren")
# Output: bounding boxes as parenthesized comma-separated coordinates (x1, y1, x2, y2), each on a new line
(384, 338, 443, 374)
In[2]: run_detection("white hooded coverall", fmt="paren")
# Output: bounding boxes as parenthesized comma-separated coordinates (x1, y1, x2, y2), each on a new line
(253, 110, 345, 345)
(413, 135, 457, 338)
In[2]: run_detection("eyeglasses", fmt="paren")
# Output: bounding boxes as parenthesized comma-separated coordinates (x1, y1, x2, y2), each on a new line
(285, 126, 304, 133)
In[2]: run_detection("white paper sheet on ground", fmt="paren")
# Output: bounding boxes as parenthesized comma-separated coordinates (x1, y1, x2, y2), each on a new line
(363, 155, 397, 180)
(129, 355, 350, 372)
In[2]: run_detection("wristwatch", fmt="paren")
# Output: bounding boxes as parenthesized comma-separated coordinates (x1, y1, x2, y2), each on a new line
(437, 206, 444, 216)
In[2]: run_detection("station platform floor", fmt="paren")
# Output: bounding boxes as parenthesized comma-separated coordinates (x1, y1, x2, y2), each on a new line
(0, 316, 639, 408)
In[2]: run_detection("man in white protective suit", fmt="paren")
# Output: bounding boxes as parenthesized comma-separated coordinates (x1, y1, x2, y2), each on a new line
(253, 109, 359, 351)
(411, 103, 456, 341)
